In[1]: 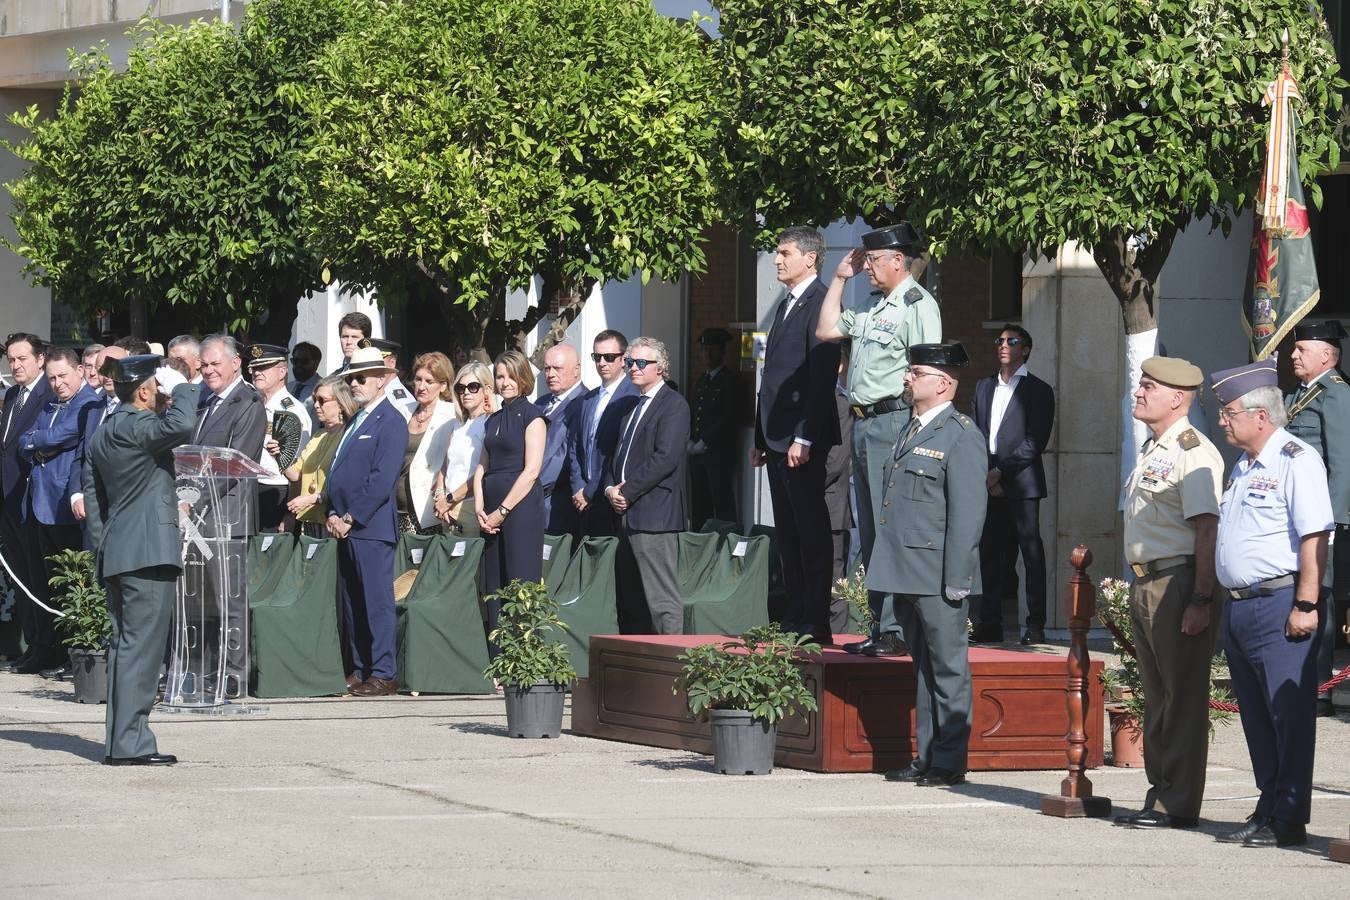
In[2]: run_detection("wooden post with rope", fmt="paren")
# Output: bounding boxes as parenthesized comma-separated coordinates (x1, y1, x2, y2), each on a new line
(1041, 545, 1111, 818)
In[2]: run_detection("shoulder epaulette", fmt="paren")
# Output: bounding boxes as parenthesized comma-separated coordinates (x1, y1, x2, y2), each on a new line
(904, 287, 923, 306)
(1283, 440, 1304, 457)
(954, 413, 973, 428)
(1178, 428, 1200, 450)
(280, 397, 294, 408)
(1331, 375, 1346, 386)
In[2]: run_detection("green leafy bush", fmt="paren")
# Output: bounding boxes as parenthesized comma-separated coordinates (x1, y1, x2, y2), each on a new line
(48, 549, 110, 651)
(674, 623, 820, 725)
(483, 579, 577, 689)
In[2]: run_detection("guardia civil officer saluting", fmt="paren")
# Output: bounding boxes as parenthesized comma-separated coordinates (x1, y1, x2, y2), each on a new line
(83, 355, 200, 766)
(1209, 359, 1332, 848)
(1284, 319, 1350, 715)
(864, 342, 985, 787)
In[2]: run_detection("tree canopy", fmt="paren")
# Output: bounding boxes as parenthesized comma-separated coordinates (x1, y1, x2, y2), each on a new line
(297, 0, 735, 355)
(3, 0, 351, 337)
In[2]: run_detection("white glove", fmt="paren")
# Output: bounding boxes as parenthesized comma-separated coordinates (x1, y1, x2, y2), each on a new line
(155, 366, 188, 396)
(944, 586, 970, 602)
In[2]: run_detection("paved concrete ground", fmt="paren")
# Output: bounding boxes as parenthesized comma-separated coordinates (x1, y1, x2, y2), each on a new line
(1, 663, 1348, 898)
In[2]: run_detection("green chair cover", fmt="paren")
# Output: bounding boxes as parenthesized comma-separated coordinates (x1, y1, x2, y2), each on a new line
(542, 533, 574, 598)
(552, 536, 619, 678)
(250, 533, 347, 698)
(748, 523, 788, 623)
(395, 533, 492, 694)
(698, 518, 739, 535)
(678, 530, 770, 635)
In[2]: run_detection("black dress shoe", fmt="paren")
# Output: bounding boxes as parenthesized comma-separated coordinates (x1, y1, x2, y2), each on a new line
(969, 624, 1004, 644)
(1113, 808, 1198, 829)
(884, 762, 927, 782)
(915, 768, 966, 787)
(857, 634, 909, 657)
(102, 753, 178, 766)
(4, 651, 33, 671)
(16, 652, 66, 674)
(1216, 814, 1269, 844)
(1242, 818, 1307, 848)
(1019, 627, 1047, 646)
(1315, 695, 1334, 717)
(842, 632, 879, 655)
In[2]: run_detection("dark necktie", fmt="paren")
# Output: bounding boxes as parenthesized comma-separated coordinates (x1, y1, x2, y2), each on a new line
(195, 395, 220, 442)
(900, 415, 922, 450)
(3, 387, 29, 443)
(615, 396, 649, 479)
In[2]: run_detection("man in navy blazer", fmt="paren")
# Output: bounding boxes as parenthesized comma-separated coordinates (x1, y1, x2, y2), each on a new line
(603, 337, 690, 634)
(326, 346, 409, 696)
(535, 343, 586, 536)
(753, 226, 842, 643)
(969, 325, 1055, 645)
(18, 348, 102, 671)
(0, 333, 53, 671)
(569, 330, 640, 538)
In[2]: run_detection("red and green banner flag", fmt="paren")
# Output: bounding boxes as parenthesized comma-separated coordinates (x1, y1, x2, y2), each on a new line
(1242, 53, 1321, 361)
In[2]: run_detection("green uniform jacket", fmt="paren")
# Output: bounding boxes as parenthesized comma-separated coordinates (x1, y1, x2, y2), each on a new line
(83, 383, 201, 579)
(1285, 372, 1350, 525)
(865, 405, 987, 597)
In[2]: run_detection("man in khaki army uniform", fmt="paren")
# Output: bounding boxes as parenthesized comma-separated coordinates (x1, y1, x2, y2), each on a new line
(1113, 357, 1225, 830)
(818, 222, 942, 655)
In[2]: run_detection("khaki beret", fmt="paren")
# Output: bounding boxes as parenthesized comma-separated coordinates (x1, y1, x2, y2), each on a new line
(1141, 356, 1203, 390)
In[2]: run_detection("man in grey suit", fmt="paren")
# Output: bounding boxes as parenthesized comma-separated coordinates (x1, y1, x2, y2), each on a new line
(84, 355, 199, 765)
(867, 342, 987, 787)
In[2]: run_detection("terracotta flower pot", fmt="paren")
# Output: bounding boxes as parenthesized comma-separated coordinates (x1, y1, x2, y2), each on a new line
(1108, 706, 1144, 768)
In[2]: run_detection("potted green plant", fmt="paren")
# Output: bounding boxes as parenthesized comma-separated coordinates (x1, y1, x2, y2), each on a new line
(483, 579, 577, 738)
(832, 562, 873, 636)
(1096, 577, 1233, 767)
(673, 623, 820, 775)
(48, 549, 111, 704)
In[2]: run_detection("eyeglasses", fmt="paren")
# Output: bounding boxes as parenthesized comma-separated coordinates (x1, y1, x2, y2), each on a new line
(907, 369, 946, 380)
(994, 337, 1023, 347)
(346, 374, 373, 385)
(314, 395, 336, 406)
(1217, 406, 1258, 422)
(863, 252, 894, 264)
(591, 352, 623, 363)
(454, 381, 483, 395)
(625, 357, 658, 371)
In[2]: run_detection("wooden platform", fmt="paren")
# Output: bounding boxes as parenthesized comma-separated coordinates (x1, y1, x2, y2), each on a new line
(571, 634, 1105, 773)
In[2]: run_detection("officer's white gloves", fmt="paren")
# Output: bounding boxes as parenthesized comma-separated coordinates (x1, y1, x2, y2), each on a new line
(155, 366, 188, 396)
(944, 586, 970, 602)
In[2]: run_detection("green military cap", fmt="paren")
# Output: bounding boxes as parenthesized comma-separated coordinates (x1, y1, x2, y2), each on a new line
(1141, 356, 1204, 390)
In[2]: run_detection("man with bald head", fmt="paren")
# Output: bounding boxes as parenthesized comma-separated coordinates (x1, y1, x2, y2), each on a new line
(536, 342, 586, 535)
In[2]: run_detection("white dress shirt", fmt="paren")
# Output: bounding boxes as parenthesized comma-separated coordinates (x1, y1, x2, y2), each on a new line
(988, 364, 1028, 454)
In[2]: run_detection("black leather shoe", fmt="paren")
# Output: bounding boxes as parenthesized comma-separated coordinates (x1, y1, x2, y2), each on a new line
(16, 652, 66, 674)
(884, 762, 927, 782)
(858, 634, 909, 657)
(103, 753, 178, 766)
(41, 662, 73, 679)
(1216, 814, 1269, 844)
(1241, 819, 1307, 848)
(842, 632, 880, 655)
(1315, 695, 1334, 717)
(969, 624, 1004, 644)
(1019, 627, 1047, 646)
(3, 651, 33, 671)
(915, 768, 966, 787)
(1113, 808, 1198, 829)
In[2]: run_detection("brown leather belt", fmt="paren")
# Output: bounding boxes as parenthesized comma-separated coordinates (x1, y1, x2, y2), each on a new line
(1226, 573, 1296, 600)
(850, 397, 906, 420)
(1128, 555, 1192, 579)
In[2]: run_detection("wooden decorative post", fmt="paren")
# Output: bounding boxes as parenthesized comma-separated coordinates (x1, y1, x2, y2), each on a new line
(1331, 830, 1350, 864)
(1041, 545, 1111, 818)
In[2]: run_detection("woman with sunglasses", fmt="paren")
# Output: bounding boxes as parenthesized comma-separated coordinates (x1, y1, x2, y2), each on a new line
(474, 351, 547, 653)
(284, 375, 357, 538)
(397, 352, 458, 535)
(434, 360, 496, 535)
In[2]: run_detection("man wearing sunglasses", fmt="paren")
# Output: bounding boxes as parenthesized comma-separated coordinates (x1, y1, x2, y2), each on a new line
(816, 222, 942, 657)
(969, 324, 1055, 646)
(569, 330, 640, 538)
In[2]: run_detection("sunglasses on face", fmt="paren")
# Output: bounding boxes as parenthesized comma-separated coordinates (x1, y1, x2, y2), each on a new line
(454, 381, 483, 395)
(625, 357, 657, 371)
(346, 374, 373, 385)
(591, 352, 623, 363)
(994, 337, 1022, 346)
(315, 395, 336, 406)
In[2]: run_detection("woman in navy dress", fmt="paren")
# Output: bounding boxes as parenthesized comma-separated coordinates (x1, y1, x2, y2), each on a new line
(474, 350, 547, 652)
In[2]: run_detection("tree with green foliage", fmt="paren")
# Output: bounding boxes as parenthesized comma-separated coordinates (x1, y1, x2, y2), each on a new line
(3, 0, 351, 338)
(297, 0, 734, 360)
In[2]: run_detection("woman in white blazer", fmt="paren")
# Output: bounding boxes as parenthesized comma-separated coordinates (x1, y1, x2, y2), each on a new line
(397, 352, 460, 534)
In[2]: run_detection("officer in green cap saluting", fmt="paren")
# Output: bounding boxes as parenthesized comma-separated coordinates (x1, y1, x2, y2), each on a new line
(83, 354, 200, 765)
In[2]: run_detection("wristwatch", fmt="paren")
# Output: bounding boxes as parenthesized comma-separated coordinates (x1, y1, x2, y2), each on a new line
(341, 513, 353, 526)
(497, 505, 511, 518)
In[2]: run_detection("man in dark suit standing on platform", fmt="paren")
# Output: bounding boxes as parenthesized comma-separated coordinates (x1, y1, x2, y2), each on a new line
(969, 324, 1055, 645)
(753, 226, 842, 644)
(570, 330, 640, 538)
(0, 333, 52, 672)
(326, 346, 409, 696)
(604, 337, 690, 635)
(535, 342, 586, 536)
(688, 328, 741, 529)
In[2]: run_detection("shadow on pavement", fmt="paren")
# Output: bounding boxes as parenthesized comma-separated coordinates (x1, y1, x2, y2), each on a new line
(0, 728, 104, 761)
(631, 755, 716, 773)
(445, 722, 511, 738)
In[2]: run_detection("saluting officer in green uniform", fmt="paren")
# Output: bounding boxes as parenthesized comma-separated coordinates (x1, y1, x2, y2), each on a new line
(817, 222, 942, 656)
(83, 355, 199, 765)
(865, 342, 986, 786)
(1285, 319, 1350, 715)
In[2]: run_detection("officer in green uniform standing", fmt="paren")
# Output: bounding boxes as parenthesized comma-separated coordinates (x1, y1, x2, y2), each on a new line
(688, 327, 741, 529)
(1284, 319, 1350, 715)
(83, 355, 199, 766)
(817, 223, 942, 655)
(865, 342, 985, 785)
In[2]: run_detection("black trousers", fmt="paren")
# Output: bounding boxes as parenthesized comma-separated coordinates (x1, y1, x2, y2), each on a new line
(689, 452, 736, 530)
(976, 496, 1047, 630)
(25, 521, 84, 658)
(765, 447, 834, 638)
